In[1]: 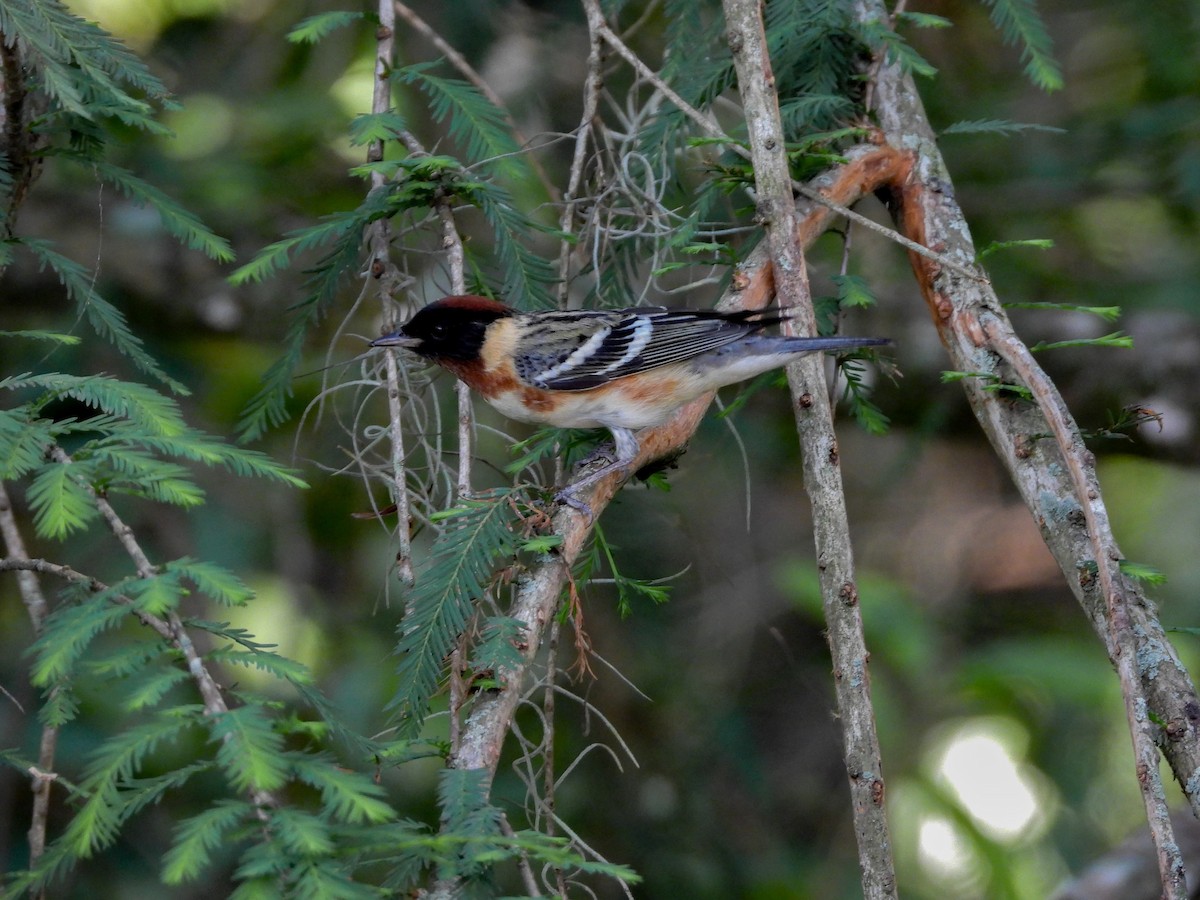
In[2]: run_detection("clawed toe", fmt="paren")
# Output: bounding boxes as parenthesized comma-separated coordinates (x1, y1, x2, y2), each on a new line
(553, 487, 594, 520)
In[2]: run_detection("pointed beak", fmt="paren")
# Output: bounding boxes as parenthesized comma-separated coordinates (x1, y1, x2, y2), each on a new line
(370, 331, 420, 349)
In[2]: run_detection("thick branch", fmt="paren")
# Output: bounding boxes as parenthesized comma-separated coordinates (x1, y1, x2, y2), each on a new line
(722, 1, 895, 896)
(855, 1, 1195, 894)
(0, 483, 58, 878)
(0, 36, 45, 234)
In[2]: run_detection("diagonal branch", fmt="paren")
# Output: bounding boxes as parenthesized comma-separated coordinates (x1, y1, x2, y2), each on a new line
(46, 448, 280, 815)
(444, 142, 907, 790)
(854, 1, 1196, 895)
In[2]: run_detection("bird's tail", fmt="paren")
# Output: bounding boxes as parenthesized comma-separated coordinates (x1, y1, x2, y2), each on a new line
(780, 335, 892, 352)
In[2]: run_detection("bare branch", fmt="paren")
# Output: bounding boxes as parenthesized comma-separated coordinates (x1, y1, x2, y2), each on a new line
(854, 1, 1195, 894)
(0, 483, 58, 880)
(556, 0, 607, 304)
(722, 1, 896, 896)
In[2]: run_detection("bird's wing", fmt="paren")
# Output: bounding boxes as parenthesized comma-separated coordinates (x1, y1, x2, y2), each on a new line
(513, 307, 778, 391)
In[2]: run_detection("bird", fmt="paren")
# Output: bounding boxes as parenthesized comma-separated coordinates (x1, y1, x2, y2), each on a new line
(371, 294, 889, 513)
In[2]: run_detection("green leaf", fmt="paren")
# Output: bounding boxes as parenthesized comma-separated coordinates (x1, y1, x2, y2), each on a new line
(464, 180, 559, 309)
(1029, 331, 1133, 352)
(1003, 301, 1121, 322)
(26, 459, 97, 539)
(830, 273, 876, 309)
(979, 0, 1063, 91)
(0, 372, 188, 436)
(290, 754, 396, 824)
(206, 644, 315, 686)
(394, 63, 522, 171)
(436, 768, 502, 879)
(859, 21, 937, 78)
(897, 11, 954, 28)
(470, 616, 526, 674)
(942, 119, 1065, 137)
(67, 711, 201, 856)
(31, 580, 159, 684)
(162, 800, 251, 884)
(390, 490, 521, 737)
(270, 807, 334, 856)
(210, 703, 289, 793)
(165, 558, 256, 607)
(0, 0, 169, 119)
(85, 160, 235, 262)
(122, 666, 190, 711)
(940, 370, 1033, 400)
(1119, 560, 1167, 585)
(13, 238, 187, 392)
(0, 329, 81, 344)
(348, 110, 410, 146)
(287, 10, 366, 44)
(0, 408, 56, 479)
(979, 237, 1055, 258)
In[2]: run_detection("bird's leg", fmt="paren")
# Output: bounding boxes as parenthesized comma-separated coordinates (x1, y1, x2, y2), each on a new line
(554, 427, 640, 517)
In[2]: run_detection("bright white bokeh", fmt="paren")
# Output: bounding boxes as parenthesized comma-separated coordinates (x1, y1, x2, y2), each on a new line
(917, 816, 971, 876)
(936, 722, 1046, 840)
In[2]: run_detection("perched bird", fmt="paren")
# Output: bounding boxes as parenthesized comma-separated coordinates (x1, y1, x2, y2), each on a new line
(372, 295, 889, 511)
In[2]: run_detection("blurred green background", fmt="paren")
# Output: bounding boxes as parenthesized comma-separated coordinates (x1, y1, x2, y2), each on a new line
(2, 0, 1199, 897)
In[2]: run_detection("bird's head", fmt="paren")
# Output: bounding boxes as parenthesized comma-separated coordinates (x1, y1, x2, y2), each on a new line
(371, 295, 513, 362)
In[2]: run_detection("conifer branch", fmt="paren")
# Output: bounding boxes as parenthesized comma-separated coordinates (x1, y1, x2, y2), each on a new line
(392, 1, 557, 200)
(1, 36, 46, 231)
(723, 1, 896, 895)
(46, 448, 280, 816)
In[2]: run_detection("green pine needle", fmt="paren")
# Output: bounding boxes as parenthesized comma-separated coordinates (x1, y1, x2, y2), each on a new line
(391, 490, 523, 738)
(1029, 331, 1133, 352)
(942, 119, 1065, 137)
(979, 0, 1064, 91)
(287, 10, 366, 44)
(210, 703, 289, 793)
(162, 801, 252, 884)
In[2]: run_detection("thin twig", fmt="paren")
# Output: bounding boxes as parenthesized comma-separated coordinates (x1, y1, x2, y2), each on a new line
(556, 0, 607, 305)
(722, 1, 896, 896)
(435, 202, 474, 497)
(543, 616, 567, 896)
(593, 16, 986, 286)
(370, 0, 417, 583)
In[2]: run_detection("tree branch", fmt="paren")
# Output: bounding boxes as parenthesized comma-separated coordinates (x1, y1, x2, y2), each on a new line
(45, 449, 280, 815)
(855, 1, 1195, 894)
(556, 0, 606, 305)
(722, 1, 896, 896)
(443, 141, 907, 790)
(0, 483, 58, 884)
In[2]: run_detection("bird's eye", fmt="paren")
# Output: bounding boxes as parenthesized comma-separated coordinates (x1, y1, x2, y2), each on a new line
(429, 323, 448, 340)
